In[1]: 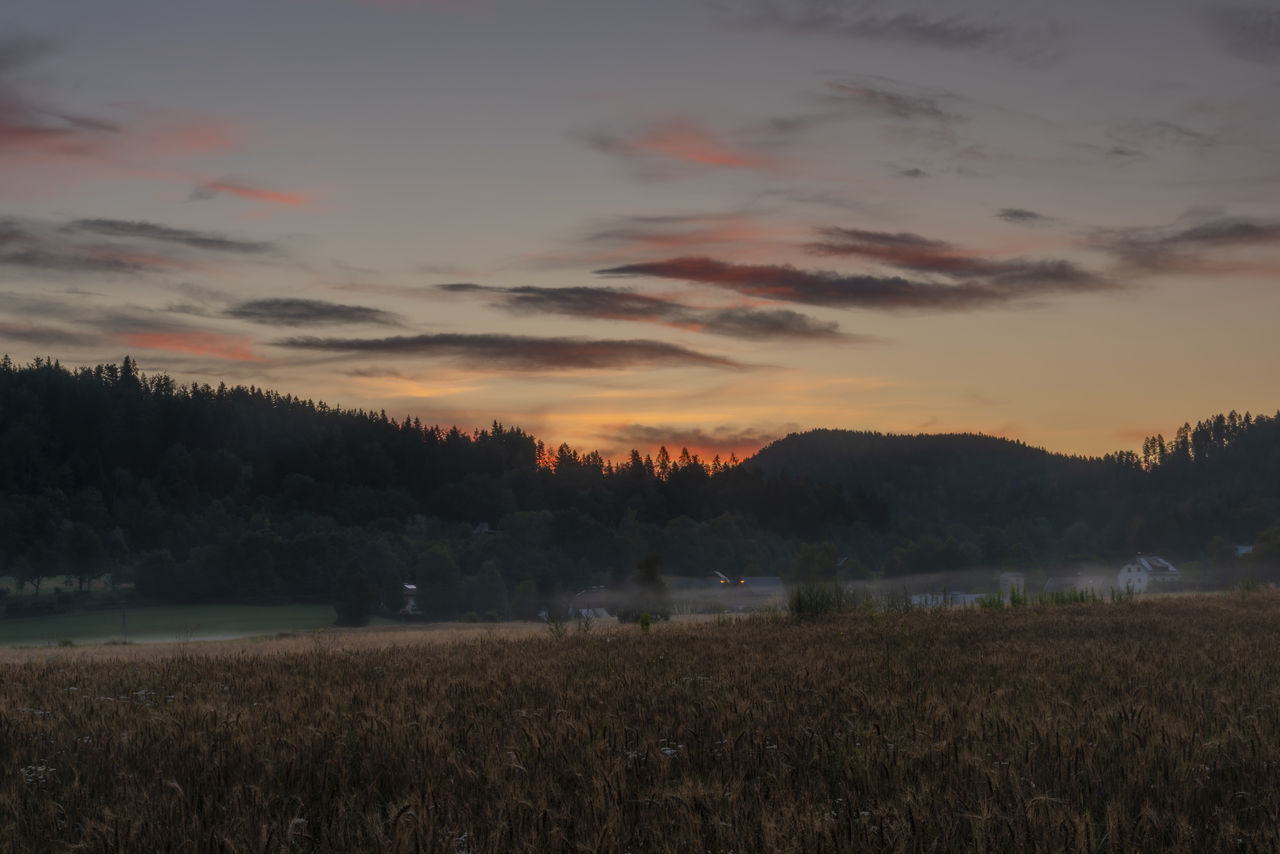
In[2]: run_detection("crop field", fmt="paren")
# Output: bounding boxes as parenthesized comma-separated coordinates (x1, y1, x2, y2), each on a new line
(3, 594, 1280, 853)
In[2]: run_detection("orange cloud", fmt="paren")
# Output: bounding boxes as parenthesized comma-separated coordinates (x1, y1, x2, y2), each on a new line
(0, 108, 239, 174)
(590, 119, 774, 175)
(118, 331, 264, 362)
(630, 119, 771, 169)
(192, 179, 313, 207)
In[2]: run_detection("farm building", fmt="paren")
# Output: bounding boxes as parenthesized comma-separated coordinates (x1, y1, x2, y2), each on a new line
(569, 585, 613, 619)
(399, 583, 422, 616)
(1117, 555, 1180, 594)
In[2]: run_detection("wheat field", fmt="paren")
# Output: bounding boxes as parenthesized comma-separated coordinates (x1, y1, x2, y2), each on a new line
(3, 594, 1280, 852)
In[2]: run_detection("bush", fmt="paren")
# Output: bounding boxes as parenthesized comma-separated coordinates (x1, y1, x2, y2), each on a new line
(616, 553, 672, 623)
(789, 582, 853, 620)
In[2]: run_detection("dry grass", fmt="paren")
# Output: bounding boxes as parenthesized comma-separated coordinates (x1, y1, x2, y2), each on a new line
(3, 594, 1280, 852)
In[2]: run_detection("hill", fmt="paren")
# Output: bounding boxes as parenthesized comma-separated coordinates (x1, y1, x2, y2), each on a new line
(746, 429, 1094, 528)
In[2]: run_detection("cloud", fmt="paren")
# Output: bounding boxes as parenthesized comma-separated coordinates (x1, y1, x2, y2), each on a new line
(117, 330, 264, 362)
(439, 283, 852, 340)
(728, 3, 1062, 63)
(1092, 216, 1280, 273)
(0, 219, 151, 275)
(0, 320, 91, 348)
(0, 39, 242, 187)
(273, 332, 747, 370)
(0, 37, 122, 162)
(996, 208, 1049, 225)
(698, 306, 848, 339)
(824, 81, 962, 123)
(597, 252, 1109, 312)
(807, 227, 960, 266)
(0, 215, 257, 278)
(189, 178, 313, 207)
(66, 218, 274, 254)
(587, 118, 773, 176)
(1205, 5, 1280, 63)
(225, 298, 400, 327)
(525, 212, 794, 271)
(805, 226, 1100, 288)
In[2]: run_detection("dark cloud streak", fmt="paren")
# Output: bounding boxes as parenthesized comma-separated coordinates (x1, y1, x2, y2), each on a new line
(274, 332, 747, 370)
(439, 283, 852, 340)
(1092, 216, 1280, 272)
(68, 219, 274, 255)
(226, 298, 400, 327)
(997, 208, 1049, 224)
(727, 3, 1061, 63)
(806, 227, 1101, 291)
(0, 220, 149, 275)
(598, 251, 1110, 312)
(0, 320, 93, 348)
(824, 81, 961, 123)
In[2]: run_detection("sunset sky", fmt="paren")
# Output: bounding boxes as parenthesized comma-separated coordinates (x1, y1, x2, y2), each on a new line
(2, 0, 1279, 460)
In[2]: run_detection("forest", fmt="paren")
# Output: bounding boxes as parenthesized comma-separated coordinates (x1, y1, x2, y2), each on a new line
(1, 356, 1278, 622)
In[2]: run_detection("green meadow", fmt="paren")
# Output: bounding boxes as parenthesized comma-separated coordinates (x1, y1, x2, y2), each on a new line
(0, 602, 389, 646)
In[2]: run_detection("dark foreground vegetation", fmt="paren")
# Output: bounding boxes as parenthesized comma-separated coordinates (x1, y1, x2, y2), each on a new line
(4, 592, 1280, 852)
(2, 356, 1279, 622)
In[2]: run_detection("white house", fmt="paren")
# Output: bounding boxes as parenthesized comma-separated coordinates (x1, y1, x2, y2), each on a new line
(1117, 555, 1179, 594)
(399, 583, 422, 616)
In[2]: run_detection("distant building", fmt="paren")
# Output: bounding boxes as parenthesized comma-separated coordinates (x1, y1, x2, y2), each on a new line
(399, 583, 422, 616)
(1118, 555, 1180, 594)
(569, 585, 612, 619)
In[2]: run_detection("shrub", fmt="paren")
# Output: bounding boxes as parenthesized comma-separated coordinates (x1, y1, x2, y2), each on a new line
(616, 553, 672, 622)
(789, 582, 852, 619)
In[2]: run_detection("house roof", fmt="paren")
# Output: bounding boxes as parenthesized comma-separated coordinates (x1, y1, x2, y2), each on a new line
(1125, 555, 1179, 575)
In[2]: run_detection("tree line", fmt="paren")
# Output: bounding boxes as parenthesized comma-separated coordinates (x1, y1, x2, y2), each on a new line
(0, 356, 1277, 621)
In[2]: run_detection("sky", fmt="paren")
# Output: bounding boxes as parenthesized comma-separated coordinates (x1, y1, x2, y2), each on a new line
(2, 0, 1279, 461)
